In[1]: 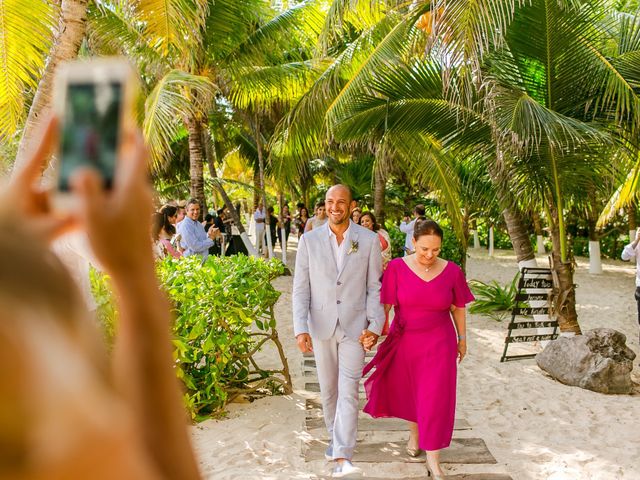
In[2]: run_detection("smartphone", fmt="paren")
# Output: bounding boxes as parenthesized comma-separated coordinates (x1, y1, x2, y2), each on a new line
(53, 58, 137, 204)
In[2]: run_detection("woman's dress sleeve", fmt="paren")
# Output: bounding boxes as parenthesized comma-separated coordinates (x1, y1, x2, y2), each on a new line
(380, 259, 399, 306)
(452, 264, 475, 308)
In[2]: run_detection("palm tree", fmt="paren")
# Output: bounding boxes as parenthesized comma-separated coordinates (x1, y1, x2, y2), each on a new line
(2, 0, 89, 175)
(88, 0, 321, 255)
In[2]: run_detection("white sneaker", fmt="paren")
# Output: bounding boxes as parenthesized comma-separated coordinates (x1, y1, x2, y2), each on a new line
(331, 460, 362, 478)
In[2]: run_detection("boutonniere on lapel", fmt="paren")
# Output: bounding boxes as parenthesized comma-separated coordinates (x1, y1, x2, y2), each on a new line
(348, 240, 359, 255)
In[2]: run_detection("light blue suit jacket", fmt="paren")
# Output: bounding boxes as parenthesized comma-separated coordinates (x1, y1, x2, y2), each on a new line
(292, 221, 385, 341)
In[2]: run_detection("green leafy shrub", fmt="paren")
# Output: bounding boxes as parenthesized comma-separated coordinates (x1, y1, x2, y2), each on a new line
(385, 220, 405, 259)
(156, 254, 289, 420)
(469, 273, 519, 321)
(91, 255, 290, 421)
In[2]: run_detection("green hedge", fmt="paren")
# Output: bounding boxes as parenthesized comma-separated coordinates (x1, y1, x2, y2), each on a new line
(92, 254, 288, 421)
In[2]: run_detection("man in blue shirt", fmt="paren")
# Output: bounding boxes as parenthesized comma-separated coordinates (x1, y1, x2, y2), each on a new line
(176, 199, 219, 261)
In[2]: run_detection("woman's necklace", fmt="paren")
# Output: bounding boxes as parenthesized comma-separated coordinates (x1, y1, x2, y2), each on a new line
(416, 257, 435, 273)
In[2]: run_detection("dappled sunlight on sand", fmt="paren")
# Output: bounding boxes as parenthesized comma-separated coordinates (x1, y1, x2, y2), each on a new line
(192, 246, 640, 479)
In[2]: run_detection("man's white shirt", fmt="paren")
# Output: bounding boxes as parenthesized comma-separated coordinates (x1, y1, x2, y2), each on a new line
(622, 242, 640, 286)
(254, 208, 266, 231)
(399, 218, 416, 254)
(328, 222, 351, 272)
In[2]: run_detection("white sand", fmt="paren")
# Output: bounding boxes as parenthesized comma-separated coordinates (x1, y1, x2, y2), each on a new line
(192, 245, 640, 479)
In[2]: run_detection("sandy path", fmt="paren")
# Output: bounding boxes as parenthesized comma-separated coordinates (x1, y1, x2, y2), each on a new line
(192, 244, 640, 480)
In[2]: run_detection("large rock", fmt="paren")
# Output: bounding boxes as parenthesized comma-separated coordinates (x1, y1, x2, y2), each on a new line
(536, 328, 636, 394)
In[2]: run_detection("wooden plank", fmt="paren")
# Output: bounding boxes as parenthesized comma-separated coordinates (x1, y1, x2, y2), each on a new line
(306, 398, 367, 410)
(507, 321, 558, 329)
(511, 307, 550, 316)
(304, 439, 497, 464)
(521, 267, 551, 275)
(303, 351, 376, 358)
(514, 293, 549, 302)
(317, 475, 512, 480)
(505, 333, 558, 344)
(518, 278, 552, 289)
(306, 415, 472, 431)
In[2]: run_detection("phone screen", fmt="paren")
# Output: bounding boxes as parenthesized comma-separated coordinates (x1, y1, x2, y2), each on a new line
(59, 81, 122, 191)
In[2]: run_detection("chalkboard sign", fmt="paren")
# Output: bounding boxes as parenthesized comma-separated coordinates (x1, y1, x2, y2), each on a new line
(500, 267, 559, 362)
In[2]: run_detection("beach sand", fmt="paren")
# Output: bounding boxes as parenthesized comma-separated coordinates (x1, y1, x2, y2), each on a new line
(192, 245, 640, 479)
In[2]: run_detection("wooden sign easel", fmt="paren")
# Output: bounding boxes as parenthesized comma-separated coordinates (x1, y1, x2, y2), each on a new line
(500, 267, 559, 362)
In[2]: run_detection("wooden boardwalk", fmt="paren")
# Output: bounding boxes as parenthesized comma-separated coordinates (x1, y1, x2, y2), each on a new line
(301, 352, 512, 479)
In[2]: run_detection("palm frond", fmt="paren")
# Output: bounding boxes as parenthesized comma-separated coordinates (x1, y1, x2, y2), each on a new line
(143, 70, 217, 170)
(270, 14, 400, 171)
(227, 61, 320, 112)
(133, 0, 209, 56)
(0, 0, 55, 136)
(330, 60, 493, 156)
(316, 0, 396, 54)
(326, 8, 427, 128)
(598, 147, 640, 226)
(388, 132, 466, 245)
(231, 0, 325, 64)
(87, 2, 162, 65)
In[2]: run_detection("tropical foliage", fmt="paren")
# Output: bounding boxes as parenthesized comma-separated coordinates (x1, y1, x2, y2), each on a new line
(469, 274, 520, 322)
(92, 254, 290, 420)
(6, 0, 640, 338)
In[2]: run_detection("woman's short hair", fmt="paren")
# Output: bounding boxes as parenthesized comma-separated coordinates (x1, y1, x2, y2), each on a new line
(413, 218, 443, 241)
(359, 211, 379, 231)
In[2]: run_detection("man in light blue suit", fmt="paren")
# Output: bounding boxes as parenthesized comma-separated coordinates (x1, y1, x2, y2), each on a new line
(293, 185, 385, 478)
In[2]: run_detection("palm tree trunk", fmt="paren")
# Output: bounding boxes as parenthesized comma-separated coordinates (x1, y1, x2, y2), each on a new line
(627, 204, 637, 243)
(532, 211, 546, 254)
(185, 116, 207, 218)
(487, 158, 536, 268)
(461, 207, 469, 271)
(203, 127, 258, 256)
(548, 202, 581, 334)
(13, 0, 89, 175)
(373, 159, 386, 226)
(254, 116, 274, 259)
(587, 192, 602, 274)
(253, 169, 261, 210)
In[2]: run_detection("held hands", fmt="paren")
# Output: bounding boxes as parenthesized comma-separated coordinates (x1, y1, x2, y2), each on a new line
(359, 329, 379, 352)
(296, 333, 313, 353)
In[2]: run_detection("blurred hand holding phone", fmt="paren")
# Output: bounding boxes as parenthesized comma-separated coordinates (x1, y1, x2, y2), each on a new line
(54, 57, 138, 209)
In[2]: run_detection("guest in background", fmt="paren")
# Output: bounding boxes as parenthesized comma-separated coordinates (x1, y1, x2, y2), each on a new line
(278, 204, 292, 249)
(254, 202, 266, 254)
(350, 207, 362, 225)
(362, 219, 473, 479)
(359, 211, 392, 270)
(176, 199, 219, 261)
(621, 227, 640, 343)
(160, 205, 179, 226)
(305, 200, 327, 232)
(399, 204, 426, 256)
(267, 205, 278, 252)
(295, 206, 310, 238)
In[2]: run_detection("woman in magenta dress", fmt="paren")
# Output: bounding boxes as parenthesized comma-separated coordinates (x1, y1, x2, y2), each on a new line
(362, 219, 474, 479)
